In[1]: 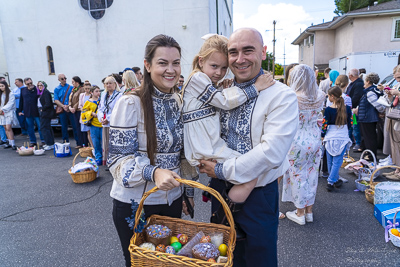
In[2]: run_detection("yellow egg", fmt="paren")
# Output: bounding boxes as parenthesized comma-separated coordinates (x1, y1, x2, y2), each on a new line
(170, 236, 179, 244)
(218, 244, 228, 256)
(391, 228, 400, 236)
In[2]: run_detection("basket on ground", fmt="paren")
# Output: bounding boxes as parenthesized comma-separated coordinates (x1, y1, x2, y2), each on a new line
(129, 179, 236, 267)
(388, 210, 400, 247)
(364, 166, 400, 204)
(79, 147, 93, 158)
(341, 152, 355, 168)
(68, 151, 97, 184)
(354, 150, 380, 191)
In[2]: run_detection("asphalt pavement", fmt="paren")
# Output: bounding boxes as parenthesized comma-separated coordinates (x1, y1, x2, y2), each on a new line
(0, 131, 399, 266)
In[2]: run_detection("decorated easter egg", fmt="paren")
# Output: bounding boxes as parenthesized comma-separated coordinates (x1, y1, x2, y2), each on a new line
(178, 234, 188, 245)
(208, 258, 216, 262)
(170, 236, 179, 244)
(156, 244, 166, 252)
(200, 235, 211, 243)
(165, 246, 175, 254)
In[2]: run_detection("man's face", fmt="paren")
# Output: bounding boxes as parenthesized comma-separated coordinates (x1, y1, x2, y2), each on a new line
(135, 70, 143, 82)
(58, 74, 67, 86)
(178, 77, 184, 87)
(15, 80, 23, 87)
(25, 79, 33, 89)
(228, 29, 267, 83)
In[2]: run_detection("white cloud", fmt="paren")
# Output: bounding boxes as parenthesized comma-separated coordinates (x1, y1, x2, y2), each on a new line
(233, 3, 313, 65)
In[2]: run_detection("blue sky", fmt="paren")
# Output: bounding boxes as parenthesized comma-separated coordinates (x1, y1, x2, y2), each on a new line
(232, 0, 337, 64)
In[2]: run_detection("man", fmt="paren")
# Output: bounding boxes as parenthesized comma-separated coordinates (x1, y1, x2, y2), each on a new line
(346, 68, 364, 151)
(199, 28, 298, 266)
(13, 78, 28, 136)
(0, 77, 5, 82)
(177, 75, 184, 90)
(132, 67, 143, 85)
(54, 73, 79, 144)
(319, 67, 331, 94)
(19, 78, 43, 146)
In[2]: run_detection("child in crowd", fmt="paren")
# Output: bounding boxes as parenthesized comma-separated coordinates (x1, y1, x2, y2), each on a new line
(182, 34, 274, 220)
(79, 81, 93, 147)
(322, 86, 353, 192)
(81, 86, 102, 165)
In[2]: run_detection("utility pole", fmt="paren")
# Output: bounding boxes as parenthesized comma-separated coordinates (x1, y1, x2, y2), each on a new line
(283, 38, 286, 78)
(266, 21, 282, 79)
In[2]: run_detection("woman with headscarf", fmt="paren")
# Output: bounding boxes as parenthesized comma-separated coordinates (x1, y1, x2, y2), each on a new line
(37, 81, 55, 150)
(282, 64, 326, 225)
(329, 70, 340, 87)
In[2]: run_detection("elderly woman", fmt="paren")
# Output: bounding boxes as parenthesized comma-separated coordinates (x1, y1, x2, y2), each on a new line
(107, 35, 190, 267)
(384, 66, 400, 180)
(98, 76, 122, 166)
(353, 72, 385, 158)
(282, 64, 326, 225)
(37, 81, 55, 150)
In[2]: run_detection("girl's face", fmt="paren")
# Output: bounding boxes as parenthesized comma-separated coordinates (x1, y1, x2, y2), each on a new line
(84, 85, 91, 93)
(199, 51, 228, 84)
(37, 82, 44, 91)
(93, 88, 100, 98)
(145, 46, 181, 93)
(328, 94, 335, 103)
(0, 83, 5, 92)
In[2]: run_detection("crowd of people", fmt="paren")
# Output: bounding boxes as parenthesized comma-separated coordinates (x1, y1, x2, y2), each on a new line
(1, 28, 400, 267)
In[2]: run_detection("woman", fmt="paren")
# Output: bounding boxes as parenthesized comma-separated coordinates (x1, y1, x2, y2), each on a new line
(0, 81, 17, 149)
(122, 69, 140, 94)
(97, 76, 122, 166)
(81, 85, 102, 165)
(383, 66, 400, 180)
(108, 34, 189, 267)
(37, 81, 55, 150)
(329, 70, 340, 87)
(79, 81, 93, 147)
(68, 76, 86, 148)
(354, 72, 385, 158)
(282, 64, 326, 225)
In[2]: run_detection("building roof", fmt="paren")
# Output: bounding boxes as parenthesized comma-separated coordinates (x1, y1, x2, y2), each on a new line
(292, 0, 400, 45)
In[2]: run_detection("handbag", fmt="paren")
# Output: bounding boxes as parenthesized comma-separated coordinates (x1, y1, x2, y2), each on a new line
(386, 96, 400, 121)
(55, 85, 70, 114)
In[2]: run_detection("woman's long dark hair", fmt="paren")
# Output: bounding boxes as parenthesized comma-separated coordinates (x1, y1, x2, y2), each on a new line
(284, 63, 298, 85)
(72, 76, 83, 87)
(328, 86, 347, 126)
(0, 81, 10, 106)
(133, 34, 181, 165)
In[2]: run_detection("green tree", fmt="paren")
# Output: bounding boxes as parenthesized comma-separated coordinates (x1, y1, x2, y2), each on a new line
(275, 64, 284, 76)
(261, 52, 274, 72)
(334, 0, 391, 15)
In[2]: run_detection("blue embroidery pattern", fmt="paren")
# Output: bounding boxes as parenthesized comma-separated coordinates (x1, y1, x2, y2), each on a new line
(183, 106, 216, 123)
(214, 163, 226, 180)
(220, 69, 264, 155)
(142, 165, 157, 182)
(197, 84, 218, 106)
(137, 151, 181, 170)
(108, 127, 139, 167)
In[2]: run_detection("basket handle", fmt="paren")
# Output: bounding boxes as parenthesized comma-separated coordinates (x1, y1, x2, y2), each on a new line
(360, 149, 377, 166)
(132, 178, 236, 249)
(71, 151, 83, 167)
(369, 166, 400, 185)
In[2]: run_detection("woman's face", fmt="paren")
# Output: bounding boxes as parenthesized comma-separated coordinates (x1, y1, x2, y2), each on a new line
(84, 85, 91, 93)
(0, 83, 5, 92)
(364, 79, 371, 88)
(37, 82, 44, 91)
(145, 46, 181, 93)
(105, 80, 116, 92)
(71, 80, 77, 87)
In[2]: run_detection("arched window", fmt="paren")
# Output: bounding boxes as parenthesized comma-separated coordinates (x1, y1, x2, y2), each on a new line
(46, 46, 55, 75)
(80, 0, 114, 20)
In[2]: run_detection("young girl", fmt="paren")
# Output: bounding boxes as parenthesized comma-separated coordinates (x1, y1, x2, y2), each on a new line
(81, 86, 102, 165)
(322, 86, 352, 192)
(182, 34, 274, 218)
(79, 81, 93, 147)
(0, 81, 16, 149)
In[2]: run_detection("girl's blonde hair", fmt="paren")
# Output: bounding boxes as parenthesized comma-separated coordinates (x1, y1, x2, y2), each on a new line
(328, 86, 347, 126)
(122, 70, 140, 92)
(181, 35, 228, 95)
(335, 75, 349, 90)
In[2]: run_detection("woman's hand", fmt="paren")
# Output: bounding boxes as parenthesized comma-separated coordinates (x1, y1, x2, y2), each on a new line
(198, 159, 217, 178)
(218, 79, 233, 89)
(69, 106, 75, 113)
(153, 168, 181, 191)
(254, 73, 275, 92)
(101, 118, 109, 125)
(182, 197, 195, 216)
(352, 107, 358, 116)
(91, 112, 97, 117)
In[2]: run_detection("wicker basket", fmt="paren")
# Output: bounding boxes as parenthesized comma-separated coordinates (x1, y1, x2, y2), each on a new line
(341, 152, 355, 168)
(79, 147, 94, 158)
(388, 210, 400, 248)
(363, 165, 400, 204)
(68, 151, 97, 184)
(365, 189, 374, 204)
(129, 179, 236, 267)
